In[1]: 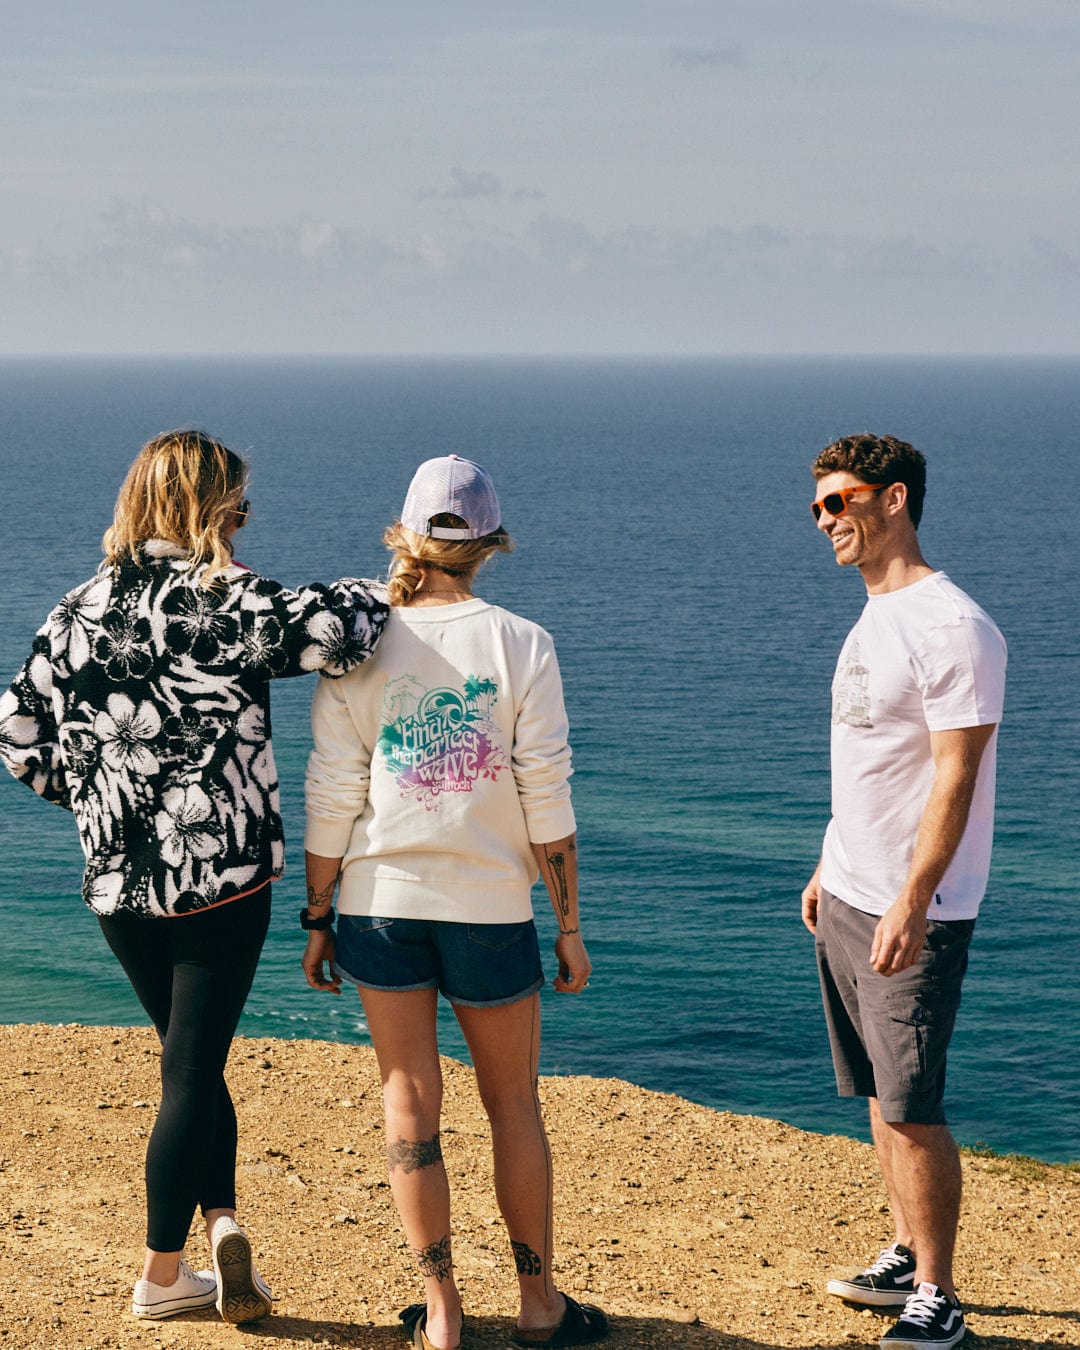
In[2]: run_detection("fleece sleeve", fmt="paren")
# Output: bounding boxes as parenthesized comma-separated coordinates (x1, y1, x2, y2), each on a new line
(0, 637, 71, 810)
(238, 575, 389, 681)
(304, 673, 372, 858)
(511, 632, 576, 844)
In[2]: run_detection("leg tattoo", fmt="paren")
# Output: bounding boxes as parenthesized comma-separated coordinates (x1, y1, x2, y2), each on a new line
(413, 1234, 454, 1283)
(511, 1240, 543, 1276)
(387, 1133, 444, 1174)
(388, 1128, 442, 1171)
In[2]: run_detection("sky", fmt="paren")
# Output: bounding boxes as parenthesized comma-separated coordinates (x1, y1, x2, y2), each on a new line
(3, 0, 1079, 355)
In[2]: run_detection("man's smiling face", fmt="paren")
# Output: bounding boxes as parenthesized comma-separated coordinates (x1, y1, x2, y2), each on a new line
(812, 472, 890, 570)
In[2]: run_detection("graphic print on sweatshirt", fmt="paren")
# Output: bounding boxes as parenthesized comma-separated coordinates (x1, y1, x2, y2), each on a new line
(832, 638, 873, 728)
(377, 674, 509, 809)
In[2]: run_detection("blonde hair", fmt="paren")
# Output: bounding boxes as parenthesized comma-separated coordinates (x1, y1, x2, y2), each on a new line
(384, 517, 513, 607)
(103, 430, 249, 587)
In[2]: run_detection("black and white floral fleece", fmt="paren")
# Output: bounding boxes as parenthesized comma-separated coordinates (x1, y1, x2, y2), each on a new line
(0, 542, 388, 918)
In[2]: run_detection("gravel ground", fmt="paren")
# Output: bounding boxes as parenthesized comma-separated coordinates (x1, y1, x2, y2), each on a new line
(0, 1025, 1075, 1350)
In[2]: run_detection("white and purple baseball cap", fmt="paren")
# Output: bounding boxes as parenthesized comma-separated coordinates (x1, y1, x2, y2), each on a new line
(400, 454, 502, 540)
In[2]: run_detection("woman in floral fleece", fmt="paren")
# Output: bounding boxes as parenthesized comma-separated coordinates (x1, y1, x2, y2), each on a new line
(0, 430, 387, 1324)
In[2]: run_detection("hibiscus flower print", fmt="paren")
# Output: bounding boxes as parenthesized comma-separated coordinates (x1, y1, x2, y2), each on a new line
(239, 614, 289, 674)
(0, 688, 40, 763)
(301, 610, 363, 673)
(86, 866, 125, 915)
(155, 784, 223, 868)
(60, 726, 101, 775)
(163, 707, 220, 761)
(52, 577, 110, 670)
(94, 610, 153, 682)
(94, 694, 161, 775)
(162, 588, 240, 663)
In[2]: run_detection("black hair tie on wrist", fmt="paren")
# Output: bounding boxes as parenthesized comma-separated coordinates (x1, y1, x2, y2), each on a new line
(300, 906, 335, 931)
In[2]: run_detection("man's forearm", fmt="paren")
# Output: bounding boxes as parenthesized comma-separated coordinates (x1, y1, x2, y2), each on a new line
(896, 724, 997, 913)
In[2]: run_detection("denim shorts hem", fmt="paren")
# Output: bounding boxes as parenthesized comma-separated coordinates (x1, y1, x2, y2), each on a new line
(331, 961, 437, 995)
(445, 973, 545, 1009)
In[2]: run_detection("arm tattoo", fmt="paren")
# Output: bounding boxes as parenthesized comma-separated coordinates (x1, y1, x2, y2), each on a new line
(386, 1133, 443, 1175)
(412, 1235, 453, 1283)
(544, 847, 570, 918)
(306, 877, 336, 913)
(511, 1240, 543, 1276)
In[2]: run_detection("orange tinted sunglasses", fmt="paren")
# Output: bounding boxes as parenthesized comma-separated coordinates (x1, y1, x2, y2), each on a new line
(810, 483, 886, 521)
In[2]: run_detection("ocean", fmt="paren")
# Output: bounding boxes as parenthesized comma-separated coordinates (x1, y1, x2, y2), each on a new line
(0, 356, 1077, 1163)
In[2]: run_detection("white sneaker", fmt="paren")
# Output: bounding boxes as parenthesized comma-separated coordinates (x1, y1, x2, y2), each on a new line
(210, 1216, 273, 1324)
(132, 1260, 217, 1319)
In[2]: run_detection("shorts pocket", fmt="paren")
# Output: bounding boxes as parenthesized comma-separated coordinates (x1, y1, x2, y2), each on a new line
(885, 985, 955, 1088)
(352, 915, 395, 933)
(466, 921, 527, 953)
(924, 919, 974, 981)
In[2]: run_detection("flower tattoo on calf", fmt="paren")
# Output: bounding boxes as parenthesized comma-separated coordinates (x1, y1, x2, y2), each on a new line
(511, 1240, 543, 1276)
(386, 1133, 443, 1175)
(412, 1235, 453, 1283)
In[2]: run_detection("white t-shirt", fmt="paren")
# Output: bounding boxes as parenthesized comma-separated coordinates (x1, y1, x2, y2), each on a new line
(820, 571, 1006, 920)
(305, 598, 575, 923)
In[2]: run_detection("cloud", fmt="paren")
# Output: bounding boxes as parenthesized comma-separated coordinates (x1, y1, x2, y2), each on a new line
(417, 167, 546, 206)
(418, 167, 504, 201)
(2, 198, 1078, 355)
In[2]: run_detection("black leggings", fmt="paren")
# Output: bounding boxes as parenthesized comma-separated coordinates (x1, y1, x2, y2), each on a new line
(98, 886, 272, 1252)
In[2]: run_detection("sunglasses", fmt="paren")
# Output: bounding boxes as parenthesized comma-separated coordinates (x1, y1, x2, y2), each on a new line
(235, 498, 251, 522)
(810, 483, 886, 521)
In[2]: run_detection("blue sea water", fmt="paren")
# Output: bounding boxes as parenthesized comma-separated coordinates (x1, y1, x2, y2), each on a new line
(0, 356, 1077, 1163)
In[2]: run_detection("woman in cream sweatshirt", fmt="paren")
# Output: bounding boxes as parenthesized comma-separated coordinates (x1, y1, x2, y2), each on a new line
(301, 456, 607, 1350)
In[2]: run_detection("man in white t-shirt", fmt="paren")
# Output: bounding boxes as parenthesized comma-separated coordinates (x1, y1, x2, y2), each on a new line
(802, 434, 1006, 1350)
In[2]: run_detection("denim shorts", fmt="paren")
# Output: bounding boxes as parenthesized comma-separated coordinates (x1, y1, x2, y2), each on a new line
(333, 915, 545, 1009)
(815, 888, 974, 1125)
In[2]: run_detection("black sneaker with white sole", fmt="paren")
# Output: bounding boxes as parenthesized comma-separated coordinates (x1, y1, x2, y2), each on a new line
(881, 1282, 966, 1349)
(826, 1242, 916, 1307)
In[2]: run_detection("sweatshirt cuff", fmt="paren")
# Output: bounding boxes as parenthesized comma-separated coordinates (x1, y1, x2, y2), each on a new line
(523, 799, 577, 845)
(304, 816, 355, 859)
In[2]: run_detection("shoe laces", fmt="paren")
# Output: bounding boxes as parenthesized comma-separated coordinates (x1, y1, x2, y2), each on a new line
(900, 1286, 948, 1327)
(866, 1245, 910, 1276)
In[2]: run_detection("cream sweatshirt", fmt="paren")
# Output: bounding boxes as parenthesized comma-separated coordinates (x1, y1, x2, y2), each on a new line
(304, 598, 575, 923)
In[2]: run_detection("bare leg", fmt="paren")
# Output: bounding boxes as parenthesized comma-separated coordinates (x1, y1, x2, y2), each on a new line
(870, 1099, 962, 1298)
(141, 1248, 185, 1284)
(359, 987, 462, 1350)
(454, 993, 564, 1332)
(869, 1097, 914, 1247)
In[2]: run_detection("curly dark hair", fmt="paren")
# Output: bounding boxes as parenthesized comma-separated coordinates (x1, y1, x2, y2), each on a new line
(811, 433, 927, 528)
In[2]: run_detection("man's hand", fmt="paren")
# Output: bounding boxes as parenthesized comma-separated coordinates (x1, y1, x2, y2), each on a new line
(801, 870, 822, 934)
(870, 900, 928, 976)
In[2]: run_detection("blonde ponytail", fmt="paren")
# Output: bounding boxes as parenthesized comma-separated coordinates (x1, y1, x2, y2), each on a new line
(383, 520, 512, 607)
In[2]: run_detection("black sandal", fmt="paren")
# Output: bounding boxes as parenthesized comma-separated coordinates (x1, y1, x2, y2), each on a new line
(398, 1302, 462, 1350)
(510, 1292, 610, 1347)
